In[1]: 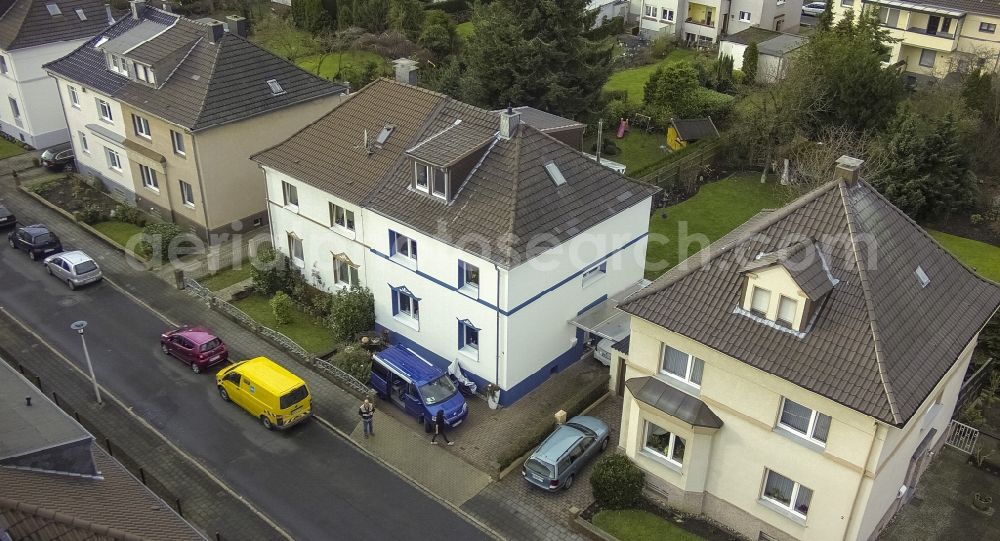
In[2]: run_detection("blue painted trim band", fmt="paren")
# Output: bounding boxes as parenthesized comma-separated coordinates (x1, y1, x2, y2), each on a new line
(368, 231, 648, 317)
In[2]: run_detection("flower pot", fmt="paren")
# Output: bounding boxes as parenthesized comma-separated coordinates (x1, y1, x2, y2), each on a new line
(973, 493, 993, 512)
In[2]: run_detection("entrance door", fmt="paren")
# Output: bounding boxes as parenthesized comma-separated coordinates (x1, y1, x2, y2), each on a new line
(706, 10, 713, 27)
(774, 16, 784, 32)
(927, 16, 940, 35)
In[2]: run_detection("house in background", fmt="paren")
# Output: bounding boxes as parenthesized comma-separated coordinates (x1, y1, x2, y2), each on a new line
(0, 0, 121, 148)
(590, 0, 631, 27)
(253, 78, 658, 406)
(613, 157, 1000, 541)
(630, 0, 803, 44)
(45, 1, 347, 239)
(832, 0, 1000, 82)
(0, 359, 206, 540)
(666, 117, 718, 151)
(718, 27, 807, 83)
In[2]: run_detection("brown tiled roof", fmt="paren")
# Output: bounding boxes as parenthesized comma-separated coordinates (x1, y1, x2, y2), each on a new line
(622, 180, 1000, 425)
(255, 79, 659, 268)
(0, 447, 206, 540)
(406, 119, 496, 167)
(0, 0, 119, 51)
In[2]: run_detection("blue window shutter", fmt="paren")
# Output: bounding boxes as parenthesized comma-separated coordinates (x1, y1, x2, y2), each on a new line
(457, 320, 464, 349)
(389, 230, 396, 255)
(458, 261, 465, 288)
(391, 287, 399, 315)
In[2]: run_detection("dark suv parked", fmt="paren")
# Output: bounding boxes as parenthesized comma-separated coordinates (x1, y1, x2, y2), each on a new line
(8, 224, 63, 260)
(0, 204, 14, 229)
(40, 142, 75, 171)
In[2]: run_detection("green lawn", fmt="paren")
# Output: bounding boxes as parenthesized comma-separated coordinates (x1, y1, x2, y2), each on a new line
(0, 138, 26, 159)
(604, 49, 699, 101)
(92, 221, 145, 254)
(592, 510, 705, 541)
(645, 174, 791, 278)
(457, 21, 474, 39)
(232, 294, 335, 355)
(928, 231, 1000, 283)
(586, 131, 669, 174)
(296, 50, 390, 80)
(200, 265, 254, 292)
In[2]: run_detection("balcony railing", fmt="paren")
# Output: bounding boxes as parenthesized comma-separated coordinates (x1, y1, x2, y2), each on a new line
(685, 18, 716, 28)
(906, 27, 956, 40)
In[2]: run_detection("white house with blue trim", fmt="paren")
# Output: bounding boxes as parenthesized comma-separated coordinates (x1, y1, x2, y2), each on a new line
(253, 79, 658, 405)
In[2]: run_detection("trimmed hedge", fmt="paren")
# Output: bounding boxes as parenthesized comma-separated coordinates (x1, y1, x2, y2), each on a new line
(590, 454, 645, 509)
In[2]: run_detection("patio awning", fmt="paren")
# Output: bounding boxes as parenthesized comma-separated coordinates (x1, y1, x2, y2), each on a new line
(569, 279, 649, 340)
(626, 377, 723, 429)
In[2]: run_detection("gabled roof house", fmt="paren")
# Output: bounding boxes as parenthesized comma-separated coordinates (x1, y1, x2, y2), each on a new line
(611, 157, 1000, 541)
(45, 1, 347, 238)
(254, 78, 659, 404)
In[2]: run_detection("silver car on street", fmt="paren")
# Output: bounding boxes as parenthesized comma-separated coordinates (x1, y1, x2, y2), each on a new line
(43, 251, 103, 290)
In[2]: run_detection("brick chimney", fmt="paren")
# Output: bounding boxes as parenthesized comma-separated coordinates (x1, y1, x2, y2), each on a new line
(130, 0, 145, 20)
(226, 15, 248, 38)
(834, 155, 864, 186)
(499, 104, 520, 140)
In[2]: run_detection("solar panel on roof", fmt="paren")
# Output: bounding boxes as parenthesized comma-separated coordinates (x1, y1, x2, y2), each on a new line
(46, 3, 61, 15)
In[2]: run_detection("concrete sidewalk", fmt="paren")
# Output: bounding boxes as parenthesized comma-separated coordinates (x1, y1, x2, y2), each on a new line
(1, 169, 589, 540)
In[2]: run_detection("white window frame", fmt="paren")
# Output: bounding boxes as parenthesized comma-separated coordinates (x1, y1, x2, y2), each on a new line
(0, 56, 7, 75)
(778, 397, 831, 444)
(179, 180, 194, 207)
(414, 162, 430, 191)
(660, 345, 704, 387)
(739, 11, 752, 22)
(394, 289, 419, 322)
(460, 260, 480, 294)
(329, 202, 356, 231)
(287, 233, 304, 266)
(171, 129, 186, 155)
(139, 164, 159, 191)
(459, 320, 479, 358)
(78, 130, 89, 153)
(762, 469, 812, 518)
(133, 114, 151, 139)
(750, 285, 771, 316)
(644, 4, 655, 17)
(776, 295, 797, 327)
(661, 8, 674, 21)
(8, 96, 19, 119)
(68, 86, 80, 108)
(981, 22, 997, 33)
(643, 421, 686, 467)
(282, 181, 299, 209)
(431, 168, 448, 199)
(333, 256, 359, 287)
(105, 147, 122, 171)
(582, 262, 607, 286)
(393, 232, 418, 264)
(97, 98, 113, 123)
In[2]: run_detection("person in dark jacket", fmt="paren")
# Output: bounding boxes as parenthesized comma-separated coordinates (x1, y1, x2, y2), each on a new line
(359, 398, 375, 438)
(430, 409, 453, 445)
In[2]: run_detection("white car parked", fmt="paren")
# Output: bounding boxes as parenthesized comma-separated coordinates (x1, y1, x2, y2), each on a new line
(802, 1, 827, 16)
(43, 251, 103, 290)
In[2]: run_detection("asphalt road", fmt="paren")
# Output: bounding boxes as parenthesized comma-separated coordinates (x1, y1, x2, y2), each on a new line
(0, 235, 487, 541)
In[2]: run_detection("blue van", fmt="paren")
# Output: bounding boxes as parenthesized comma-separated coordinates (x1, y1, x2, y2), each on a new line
(370, 345, 468, 431)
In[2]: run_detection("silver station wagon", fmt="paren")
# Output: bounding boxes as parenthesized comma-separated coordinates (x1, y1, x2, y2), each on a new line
(43, 251, 103, 290)
(522, 416, 610, 491)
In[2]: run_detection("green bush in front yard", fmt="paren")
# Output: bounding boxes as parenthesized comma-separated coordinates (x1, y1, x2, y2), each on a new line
(327, 286, 375, 341)
(270, 291, 294, 325)
(113, 204, 145, 226)
(333, 345, 373, 383)
(141, 222, 182, 261)
(250, 245, 291, 296)
(591, 454, 645, 510)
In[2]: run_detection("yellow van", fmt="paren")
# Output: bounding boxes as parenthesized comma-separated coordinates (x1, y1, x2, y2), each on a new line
(216, 357, 311, 430)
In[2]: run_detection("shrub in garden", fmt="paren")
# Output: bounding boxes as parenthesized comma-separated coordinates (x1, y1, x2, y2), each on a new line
(590, 454, 645, 509)
(141, 222, 182, 261)
(333, 345, 373, 383)
(113, 204, 144, 226)
(270, 291, 294, 325)
(327, 286, 375, 341)
(250, 245, 291, 296)
(76, 203, 107, 224)
(649, 35, 674, 59)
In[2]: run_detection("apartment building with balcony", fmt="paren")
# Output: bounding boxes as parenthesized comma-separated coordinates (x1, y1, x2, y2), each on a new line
(45, 1, 346, 238)
(833, 0, 1000, 80)
(612, 157, 1000, 541)
(631, 0, 803, 44)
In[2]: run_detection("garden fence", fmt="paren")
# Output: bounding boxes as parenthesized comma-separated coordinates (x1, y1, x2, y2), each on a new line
(635, 140, 728, 204)
(184, 278, 371, 397)
(957, 357, 995, 411)
(946, 420, 980, 454)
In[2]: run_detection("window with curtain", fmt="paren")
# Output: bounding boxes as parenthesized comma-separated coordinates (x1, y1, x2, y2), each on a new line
(751, 286, 771, 315)
(763, 470, 812, 516)
(779, 398, 832, 444)
(660, 345, 704, 386)
(777, 296, 797, 326)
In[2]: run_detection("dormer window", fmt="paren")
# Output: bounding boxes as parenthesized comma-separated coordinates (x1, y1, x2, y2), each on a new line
(741, 241, 837, 333)
(776, 296, 797, 327)
(413, 161, 449, 200)
(107, 54, 127, 76)
(415, 162, 429, 190)
(750, 286, 770, 317)
(135, 63, 155, 84)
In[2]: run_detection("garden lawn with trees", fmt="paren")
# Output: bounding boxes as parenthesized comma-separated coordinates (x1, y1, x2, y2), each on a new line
(603, 48, 697, 101)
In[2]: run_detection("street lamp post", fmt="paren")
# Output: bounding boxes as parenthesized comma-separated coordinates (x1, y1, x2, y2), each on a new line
(71, 320, 102, 404)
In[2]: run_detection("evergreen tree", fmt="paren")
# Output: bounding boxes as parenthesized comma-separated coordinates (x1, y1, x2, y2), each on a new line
(389, 0, 425, 40)
(351, 0, 390, 32)
(963, 70, 994, 113)
(833, 7, 855, 35)
(817, 0, 834, 31)
(742, 42, 758, 83)
(419, 10, 459, 59)
(291, 0, 332, 32)
(456, 0, 613, 118)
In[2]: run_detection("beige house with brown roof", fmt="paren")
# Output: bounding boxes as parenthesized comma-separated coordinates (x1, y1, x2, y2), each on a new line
(45, 1, 347, 239)
(612, 158, 1000, 541)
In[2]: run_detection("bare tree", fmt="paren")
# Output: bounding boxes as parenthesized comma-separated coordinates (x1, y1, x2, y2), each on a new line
(786, 126, 888, 193)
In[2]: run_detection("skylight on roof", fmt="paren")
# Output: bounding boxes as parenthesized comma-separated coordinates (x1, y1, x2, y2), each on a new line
(76, 8, 87, 20)
(375, 124, 395, 145)
(544, 162, 567, 187)
(915, 266, 930, 288)
(46, 3, 61, 15)
(266, 79, 285, 96)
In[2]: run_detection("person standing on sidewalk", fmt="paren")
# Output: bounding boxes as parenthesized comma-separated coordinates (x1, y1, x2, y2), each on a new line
(430, 409, 453, 446)
(359, 398, 375, 438)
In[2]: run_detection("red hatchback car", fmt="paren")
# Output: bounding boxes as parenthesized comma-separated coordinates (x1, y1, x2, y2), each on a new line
(160, 326, 229, 373)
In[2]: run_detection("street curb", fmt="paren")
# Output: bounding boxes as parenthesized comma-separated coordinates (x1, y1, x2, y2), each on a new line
(0, 307, 295, 541)
(311, 415, 504, 541)
(572, 515, 620, 541)
(18, 185, 151, 266)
